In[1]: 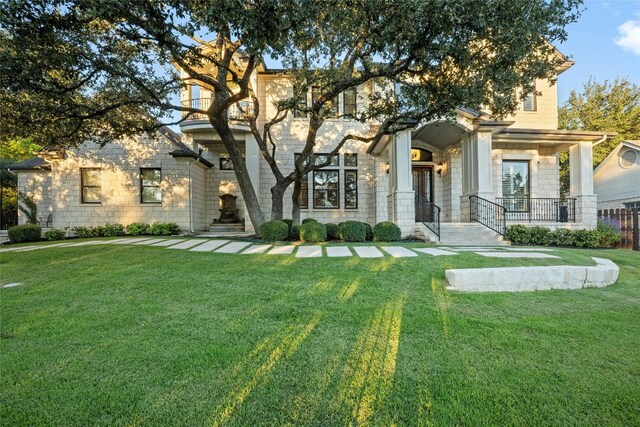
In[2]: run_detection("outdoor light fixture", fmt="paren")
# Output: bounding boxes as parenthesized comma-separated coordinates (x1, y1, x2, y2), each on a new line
(436, 162, 443, 175)
(385, 162, 390, 174)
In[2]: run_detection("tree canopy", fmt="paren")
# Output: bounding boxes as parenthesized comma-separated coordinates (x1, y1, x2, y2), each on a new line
(0, 0, 584, 229)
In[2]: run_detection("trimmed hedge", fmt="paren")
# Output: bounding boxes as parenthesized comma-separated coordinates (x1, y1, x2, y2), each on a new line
(361, 222, 373, 241)
(339, 221, 367, 242)
(127, 223, 149, 236)
(8, 224, 42, 243)
(373, 221, 401, 242)
(260, 220, 289, 241)
(103, 223, 126, 237)
(506, 224, 620, 249)
(300, 222, 327, 243)
(291, 225, 301, 241)
(302, 218, 318, 224)
(282, 219, 293, 239)
(325, 223, 339, 240)
(148, 222, 181, 236)
(73, 226, 94, 238)
(43, 228, 66, 241)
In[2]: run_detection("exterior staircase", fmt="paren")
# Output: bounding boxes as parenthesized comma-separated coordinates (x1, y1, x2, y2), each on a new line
(413, 222, 510, 246)
(208, 223, 246, 235)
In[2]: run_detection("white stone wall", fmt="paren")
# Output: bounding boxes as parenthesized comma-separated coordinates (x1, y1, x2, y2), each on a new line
(440, 146, 462, 222)
(16, 171, 52, 224)
(16, 135, 211, 231)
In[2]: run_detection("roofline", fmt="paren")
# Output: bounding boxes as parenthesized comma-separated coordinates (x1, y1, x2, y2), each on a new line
(169, 150, 214, 168)
(495, 128, 616, 143)
(594, 140, 640, 175)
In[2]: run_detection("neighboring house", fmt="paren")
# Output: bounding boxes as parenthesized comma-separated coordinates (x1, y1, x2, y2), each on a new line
(593, 140, 640, 210)
(10, 49, 611, 243)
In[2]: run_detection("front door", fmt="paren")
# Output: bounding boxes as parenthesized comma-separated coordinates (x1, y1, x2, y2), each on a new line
(413, 166, 434, 222)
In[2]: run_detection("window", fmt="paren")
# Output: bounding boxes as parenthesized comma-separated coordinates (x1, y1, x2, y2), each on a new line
(220, 155, 234, 170)
(293, 85, 307, 118)
(619, 149, 638, 168)
(345, 171, 358, 209)
(312, 86, 338, 117)
(140, 168, 162, 203)
(523, 82, 536, 111)
(502, 161, 530, 211)
(313, 170, 340, 208)
(344, 153, 358, 167)
(299, 173, 309, 209)
(624, 201, 640, 209)
(81, 168, 101, 204)
(313, 153, 339, 167)
(343, 88, 357, 117)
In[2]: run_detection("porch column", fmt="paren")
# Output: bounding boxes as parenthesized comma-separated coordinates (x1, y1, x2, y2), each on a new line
(387, 129, 414, 236)
(460, 131, 493, 221)
(244, 133, 260, 233)
(569, 141, 597, 228)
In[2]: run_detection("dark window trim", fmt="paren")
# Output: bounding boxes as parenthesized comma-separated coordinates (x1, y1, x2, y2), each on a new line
(220, 155, 235, 170)
(343, 88, 357, 117)
(80, 168, 102, 204)
(502, 160, 530, 212)
(311, 86, 338, 118)
(344, 170, 358, 209)
(313, 169, 340, 209)
(344, 153, 358, 167)
(293, 85, 307, 119)
(300, 172, 309, 209)
(140, 168, 162, 204)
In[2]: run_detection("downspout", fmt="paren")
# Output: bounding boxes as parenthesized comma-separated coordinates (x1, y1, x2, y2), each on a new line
(188, 160, 195, 234)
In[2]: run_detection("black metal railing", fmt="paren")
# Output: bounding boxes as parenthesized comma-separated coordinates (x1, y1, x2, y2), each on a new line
(496, 197, 576, 222)
(181, 98, 254, 121)
(416, 197, 441, 239)
(470, 195, 507, 236)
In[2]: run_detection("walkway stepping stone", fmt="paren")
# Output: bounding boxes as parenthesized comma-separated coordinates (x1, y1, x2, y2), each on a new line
(241, 245, 271, 254)
(65, 240, 104, 247)
(267, 245, 295, 255)
(1, 282, 22, 288)
(439, 247, 497, 251)
(215, 241, 251, 254)
(353, 246, 384, 258)
(167, 240, 207, 250)
(109, 238, 150, 244)
(503, 247, 556, 252)
(133, 238, 166, 245)
(150, 239, 187, 247)
(326, 246, 352, 257)
(0, 245, 39, 253)
(296, 246, 322, 258)
(475, 251, 559, 259)
(14, 242, 72, 252)
(104, 238, 132, 244)
(382, 246, 418, 257)
(413, 248, 459, 256)
(190, 240, 229, 252)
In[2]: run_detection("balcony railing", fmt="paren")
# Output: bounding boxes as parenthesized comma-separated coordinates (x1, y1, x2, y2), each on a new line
(180, 98, 254, 121)
(470, 195, 507, 235)
(496, 197, 576, 222)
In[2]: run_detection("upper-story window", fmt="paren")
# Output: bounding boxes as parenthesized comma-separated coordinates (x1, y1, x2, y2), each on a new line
(81, 168, 102, 204)
(343, 88, 357, 117)
(311, 86, 338, 117)
(293, 85, 307, 118)
(523, 82, 537, 111)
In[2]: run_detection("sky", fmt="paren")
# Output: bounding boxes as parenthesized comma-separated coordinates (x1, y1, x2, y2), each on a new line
(555, 0, 640, 104)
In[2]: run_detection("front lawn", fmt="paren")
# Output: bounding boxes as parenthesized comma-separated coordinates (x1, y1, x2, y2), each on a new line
(1, 244, 639, 425)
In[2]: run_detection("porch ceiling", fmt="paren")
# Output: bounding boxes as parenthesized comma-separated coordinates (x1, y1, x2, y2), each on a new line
(411, 121, 468, 150)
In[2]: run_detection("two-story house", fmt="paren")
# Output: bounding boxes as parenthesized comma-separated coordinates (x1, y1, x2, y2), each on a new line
(10, 49, 610, 244)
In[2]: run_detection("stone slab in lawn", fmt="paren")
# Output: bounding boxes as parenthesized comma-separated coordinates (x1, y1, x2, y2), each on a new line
(133, 238, 166, 245)
(382, 246, 418, 257)
(413, 248, 459, 256)
(215, 241, 251, 254)
(1, 282, 22, 288)
(503, 247, 556, 252)
(296, 246, 322, 258)
(353, 246, 384, 258)
(109, 238, 150, 244)
(326, 247, 352, 257)
(267, 245, 295, 255)
(167, 240, 208, 250)
(150, 239, 187, 247)
(475, 252, 559, 259)
(190, 240, 229, 252)
(242, 245, 272, 254)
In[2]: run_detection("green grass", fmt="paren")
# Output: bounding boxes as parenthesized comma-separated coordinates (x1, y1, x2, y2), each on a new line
(1, 243, 639, 426)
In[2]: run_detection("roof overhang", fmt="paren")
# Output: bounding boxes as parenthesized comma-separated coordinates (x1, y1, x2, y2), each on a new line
(493, 129, 616, 145)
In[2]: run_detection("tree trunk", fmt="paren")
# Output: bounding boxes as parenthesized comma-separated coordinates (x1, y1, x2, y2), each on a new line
(270, 184, 285, 220)
(291, 179, 302, 225)
(211, 118, 265, 235)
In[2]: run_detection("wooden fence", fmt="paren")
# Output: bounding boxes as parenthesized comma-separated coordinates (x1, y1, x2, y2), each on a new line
(598, 208, 639, 251)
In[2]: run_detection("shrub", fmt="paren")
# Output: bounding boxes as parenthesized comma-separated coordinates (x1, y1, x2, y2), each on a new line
(43, 228, 66, 241)
(325, 223, 339, 240)
(73, 226, 94, 238)
(506, 224, 530, 244)
(550, 228, 575, 246)
(92, 226, 106, 237)
(574, 229, 599, 248)
(302, 218, 318, 224)
(103, 223, 126, 237)
(597, 219, 622, 248)
(127, 222, 149, 236)
(361, 222, 373, 241)
(260, 220, 289, 241)
(291, 225, 301, 241)
(528, 226, 551, 246)
(282, 219, 293, 239)
(148, 222, 181, 236)
(373, 221, 402, 242)
(8, 224, 42, 243)
(300, 222, 327, 243)
(339, 221, 367, 242)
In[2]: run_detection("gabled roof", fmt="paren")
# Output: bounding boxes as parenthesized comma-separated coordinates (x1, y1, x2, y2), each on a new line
(7, 157, 51, 172)
(594, 140, 640, 175)
(158, 127, 214, 168)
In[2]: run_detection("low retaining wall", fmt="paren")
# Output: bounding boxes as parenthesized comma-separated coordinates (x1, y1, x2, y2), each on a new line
(446, 257, 619, 292)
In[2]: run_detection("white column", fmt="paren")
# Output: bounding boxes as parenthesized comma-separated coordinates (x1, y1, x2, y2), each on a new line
(460, 131, 493, 221)
(244, 133, 260, 233)
(569, 141, 597, 228)
(387, 129, 415, 236)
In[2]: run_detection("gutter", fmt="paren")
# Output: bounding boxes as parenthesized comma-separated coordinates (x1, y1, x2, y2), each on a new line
(188, 160, 195, 234)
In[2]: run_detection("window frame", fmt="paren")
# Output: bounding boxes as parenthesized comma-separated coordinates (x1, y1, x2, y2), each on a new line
(344, 170, 358, 209)
(311, 86, 338, 118)
(502, 160, 530, 212)
(343, 87, 357, 117)
(344, 153, 358, 167)
(80, 168, 102, 204)
(293, 85, 307, 119)
(313, 169, 340, 209)
(522, 82, 537, 111)
(140, 168, 162, 204)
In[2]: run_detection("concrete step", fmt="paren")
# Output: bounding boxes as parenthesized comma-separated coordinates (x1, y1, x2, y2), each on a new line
(209, 223, 245, 233)
(415, 222, 510, 246)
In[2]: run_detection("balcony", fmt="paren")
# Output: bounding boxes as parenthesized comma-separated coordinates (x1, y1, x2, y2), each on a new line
(179, 98, 254, 132)
(496, 197, 576, 223)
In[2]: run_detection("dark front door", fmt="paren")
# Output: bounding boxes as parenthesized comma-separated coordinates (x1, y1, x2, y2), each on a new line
(413, 166, 434, 222)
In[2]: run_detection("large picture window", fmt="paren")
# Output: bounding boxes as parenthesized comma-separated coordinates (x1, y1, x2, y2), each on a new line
(140, 168, 162, 203)
(81, 168, 102, 204)
(502, 161, 530, 211)
(313, 170, 340, 209)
